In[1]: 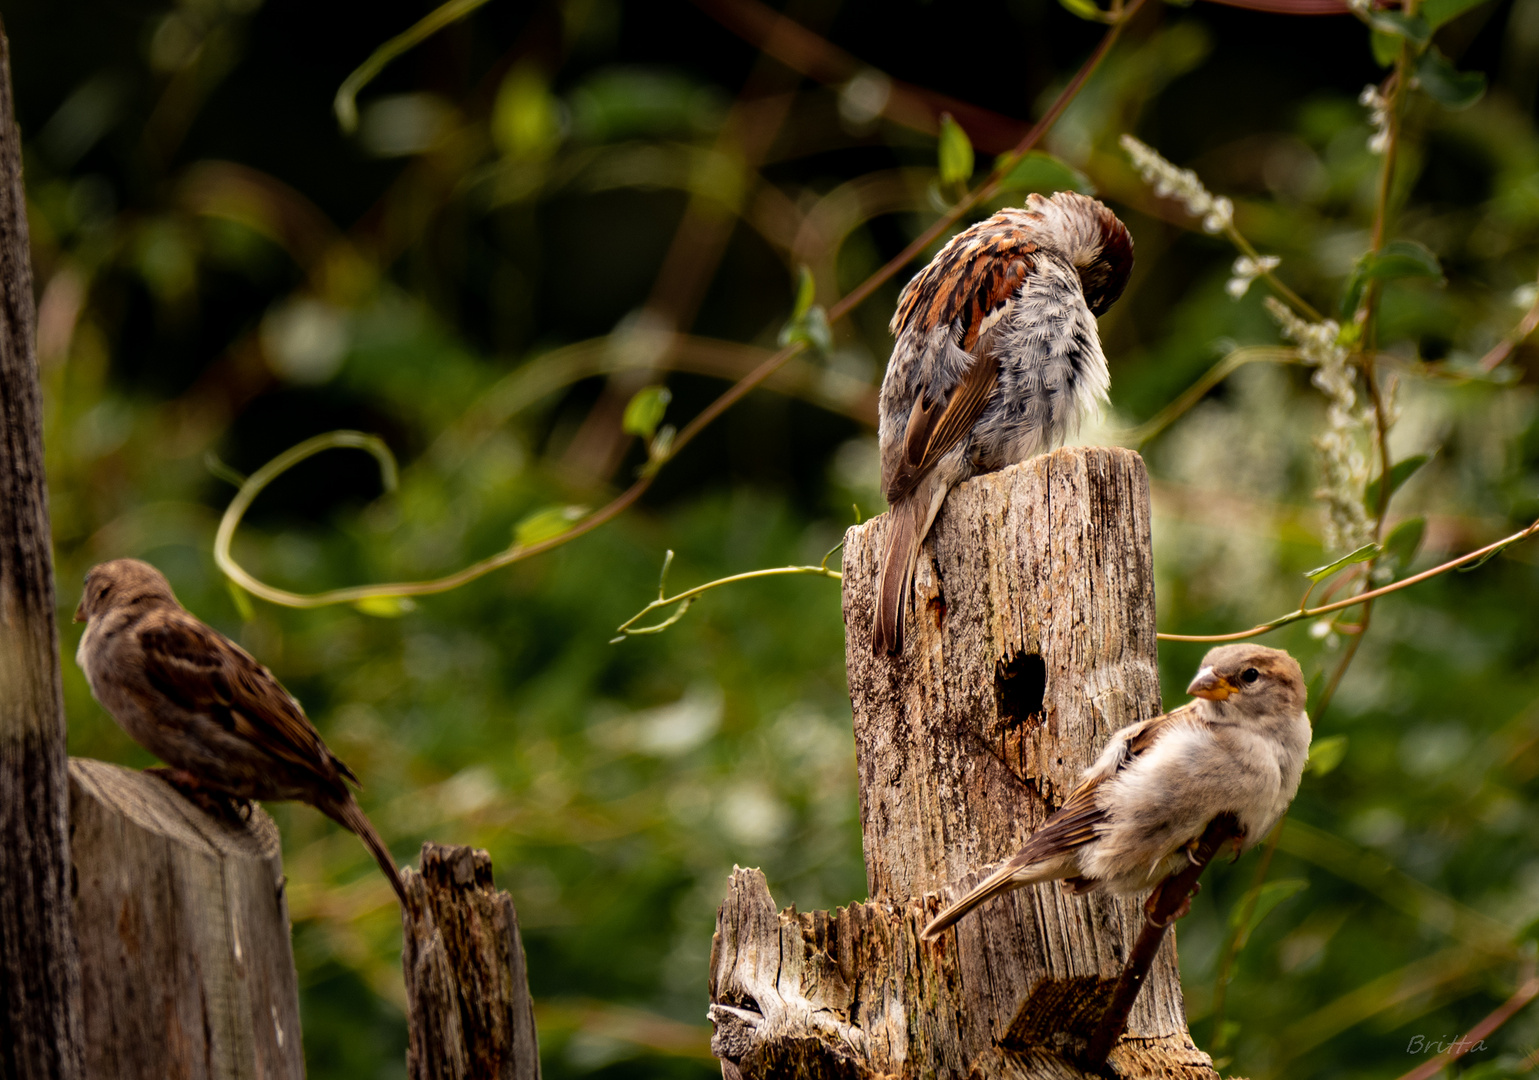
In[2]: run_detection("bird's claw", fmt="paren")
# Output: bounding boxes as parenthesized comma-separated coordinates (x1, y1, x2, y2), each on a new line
(146, 766, 251, 824)
(1144, 881, 1200, 928)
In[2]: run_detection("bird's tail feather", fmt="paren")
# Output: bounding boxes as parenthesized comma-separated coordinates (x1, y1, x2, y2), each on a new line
(922, 859, 1052, 939)
(873, 498, 922, 655)
(329, 796, 409, 908)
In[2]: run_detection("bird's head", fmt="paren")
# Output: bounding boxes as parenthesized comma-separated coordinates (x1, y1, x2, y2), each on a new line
(1186, 644, 1305, 720)
(75, 559, 178, 623)
(1028, 190, 1134, 317)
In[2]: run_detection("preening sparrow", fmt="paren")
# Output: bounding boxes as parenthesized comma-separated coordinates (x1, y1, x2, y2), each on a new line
(74, 559, 407, 907)
(922, 644, 1309, 938)
(874, 191, 1134, 654)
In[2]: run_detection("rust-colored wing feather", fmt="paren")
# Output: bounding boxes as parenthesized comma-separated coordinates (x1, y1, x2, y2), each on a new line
(138, 613, 352, 787)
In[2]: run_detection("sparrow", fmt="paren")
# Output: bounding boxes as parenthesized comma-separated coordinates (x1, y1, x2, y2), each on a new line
(874, 191, 1134, 654)
(74, 558, 408, 908)
(922, 644, 1309, 939)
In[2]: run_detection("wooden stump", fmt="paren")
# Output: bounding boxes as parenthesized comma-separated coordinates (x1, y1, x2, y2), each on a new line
(402, 842, 540, 1080)
(708, 447, 1219, 1078)
(69, 758, 304, 1080)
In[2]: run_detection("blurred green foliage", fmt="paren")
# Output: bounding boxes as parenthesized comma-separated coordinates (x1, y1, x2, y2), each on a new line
(6, 0, 1539, 1076)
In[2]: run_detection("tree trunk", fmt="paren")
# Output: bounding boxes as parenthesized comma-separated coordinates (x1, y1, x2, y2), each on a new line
(0, 17, 85, 1079)
(402, 842, 540, 1080)
(69, 760, 304, 1080)
(709, 446, 1219, 1078)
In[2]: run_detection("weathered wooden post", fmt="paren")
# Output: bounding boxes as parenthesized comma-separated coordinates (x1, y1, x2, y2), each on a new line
(402, 842, 541, 1080)
(69, 760, 305, 1079)
(0, 18, 85, 1077)
(708, 446, 1219, 1078)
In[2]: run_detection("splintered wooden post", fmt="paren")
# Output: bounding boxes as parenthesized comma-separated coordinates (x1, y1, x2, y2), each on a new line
(709, 446, 1219, 1078)
(402, 842, 540, 1080)
(69, 759, 304, 1079)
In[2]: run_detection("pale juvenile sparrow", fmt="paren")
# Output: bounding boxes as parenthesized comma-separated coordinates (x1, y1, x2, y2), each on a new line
(874, 191, 1134, 654)
(74, 559, 407, 907)
(923, 644, 1309, 938)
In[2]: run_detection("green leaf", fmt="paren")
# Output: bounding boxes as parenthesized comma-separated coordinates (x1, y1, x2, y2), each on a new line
(1307, 734, 1349, 776)
(1416, 48, 1487, 110)
(1422, 0, 1494, 30)
(622, 386, 672, 439)
(1305, 543, 1379, 583)
(514, 504, 587, 547)
(778, 304, 832, 353)
(492, 63, 562, 160)
(1058, 0, 1105, 19)
(1370, 29, 1401, 67)
(790, 265, 815, 321)
(994, 150, 1095, 197)
(1458, 538, 1516, 573)
(225, 580, 255, 622)
(937, 113, 974, 186)
(1229, 879, 1309, 951)
(352, 595, 417, 618)
(1381, 516, 1426, 574)
(1367, 10, 1430, 46)
(1340, 240, 1445, 318)
(1364, 453, 1431, 510)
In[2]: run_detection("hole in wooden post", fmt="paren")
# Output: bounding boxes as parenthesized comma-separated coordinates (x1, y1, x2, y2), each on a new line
(995, 653, 1046, 729)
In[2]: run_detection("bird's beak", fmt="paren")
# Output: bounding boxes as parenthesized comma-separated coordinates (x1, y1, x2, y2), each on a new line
(72, 600, 85, 624)
(1187, 666, 1236, 701)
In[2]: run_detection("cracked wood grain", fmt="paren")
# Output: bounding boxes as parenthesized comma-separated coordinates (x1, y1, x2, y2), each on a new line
(0, 17, 83, 1075)
(70, 758, 303, 1080)
(709, 447, 1221, 1079)
(402, 843, 540, 1080)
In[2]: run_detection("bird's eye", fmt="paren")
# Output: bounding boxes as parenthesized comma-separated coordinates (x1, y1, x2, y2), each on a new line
(1241, 667, 1260, 684)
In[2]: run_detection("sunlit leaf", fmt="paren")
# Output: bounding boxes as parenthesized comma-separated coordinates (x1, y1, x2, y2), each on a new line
(1380, 516, 1426, 575)
(352, 595, 417, 617)
(994, 150, 1095, 196)
(937, 113, 974, 186)
(1370, 29, 1400, 67)
(1229, 879, 1309, 951)
(1058, 0, 1104, 19)
(778, 269, 832, 353)
(492, 63, 562, 160)
(515, 505, 588, 547)
(1305, 543, 1379, 583)
(1367, 10, 1429, 46)
(226, 580, 255, 622)
(1416, 48, 1486, 111)
(1340, 240, 1444, 318)
(623, 386, 672, 439)
(1364, 453, 1431, 510)
(1422, 0, 1494, 30)
(1307, 734, 1348, 776)
(790, 265, 815, 321)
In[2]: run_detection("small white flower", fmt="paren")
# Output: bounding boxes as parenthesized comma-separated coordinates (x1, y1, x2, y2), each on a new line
(1121, 135, 1234, 234)
(1266, 298, 1375, 553)
(1512, 282, 1539, 310)
(1360, 84, 1391, 155)
(1226, 254, 1281, 299)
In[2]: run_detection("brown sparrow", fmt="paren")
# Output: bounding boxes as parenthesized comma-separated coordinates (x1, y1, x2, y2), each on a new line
(923, 644, 1309, 938)
(874, 191, 1134, 654)
(74, 559, 407, 907)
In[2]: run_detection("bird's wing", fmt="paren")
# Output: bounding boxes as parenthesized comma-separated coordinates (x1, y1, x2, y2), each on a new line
(138, 612, 352, 785)
(883, 215, 1045, 505)
(884, 345, 998, 503)
(1005, 702, 1207, 866)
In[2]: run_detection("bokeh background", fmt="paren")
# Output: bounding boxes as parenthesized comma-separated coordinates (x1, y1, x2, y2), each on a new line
(5, 0, 1539, 1076)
